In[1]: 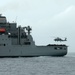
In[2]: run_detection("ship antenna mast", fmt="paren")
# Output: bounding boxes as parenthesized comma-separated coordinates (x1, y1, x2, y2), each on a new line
(26, 26, 32, 35)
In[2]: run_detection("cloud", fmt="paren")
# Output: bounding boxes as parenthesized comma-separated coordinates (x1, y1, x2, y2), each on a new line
(0, 0, 33, 12)
(47, 5, 75, 52)
(0, 0, 75, 52)
(32, 5, 75, 51)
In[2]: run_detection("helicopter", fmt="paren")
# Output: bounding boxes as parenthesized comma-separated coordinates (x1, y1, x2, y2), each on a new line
(54, 37, 67, 42)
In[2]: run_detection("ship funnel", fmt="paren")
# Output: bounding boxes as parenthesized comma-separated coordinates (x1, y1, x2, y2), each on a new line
(0, 14, 7, 23)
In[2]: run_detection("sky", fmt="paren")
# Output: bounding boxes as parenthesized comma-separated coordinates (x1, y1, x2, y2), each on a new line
(0, 0, 75, 52)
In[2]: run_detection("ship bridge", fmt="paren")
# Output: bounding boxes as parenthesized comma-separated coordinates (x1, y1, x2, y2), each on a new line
(0, 14, 7, 23)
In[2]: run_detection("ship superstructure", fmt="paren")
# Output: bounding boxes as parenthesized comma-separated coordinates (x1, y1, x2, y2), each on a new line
(0, 14, 67, 57)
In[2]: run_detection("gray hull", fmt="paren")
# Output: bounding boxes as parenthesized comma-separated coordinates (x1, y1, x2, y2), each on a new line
(0, 45, 67, 57)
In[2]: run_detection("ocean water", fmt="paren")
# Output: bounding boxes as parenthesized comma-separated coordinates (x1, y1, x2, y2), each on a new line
(0, 53, 75, 75)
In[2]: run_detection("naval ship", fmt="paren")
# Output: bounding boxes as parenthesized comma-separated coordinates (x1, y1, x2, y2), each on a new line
(0, 14, 67, 57)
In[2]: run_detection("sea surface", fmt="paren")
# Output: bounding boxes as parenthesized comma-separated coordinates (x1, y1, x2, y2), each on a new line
(0, 53, 75, 75)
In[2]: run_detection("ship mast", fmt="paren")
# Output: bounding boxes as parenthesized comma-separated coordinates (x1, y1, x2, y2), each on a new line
(26, 26, 32, 35)
(18, 26, 21, 45)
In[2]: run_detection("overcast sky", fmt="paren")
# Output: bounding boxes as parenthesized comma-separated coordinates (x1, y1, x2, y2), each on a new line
(0, 0, 75, 52)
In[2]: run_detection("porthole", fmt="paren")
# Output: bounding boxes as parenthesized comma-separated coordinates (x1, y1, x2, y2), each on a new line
(54, 47, 57, 50)
(4, 44, 6, 46)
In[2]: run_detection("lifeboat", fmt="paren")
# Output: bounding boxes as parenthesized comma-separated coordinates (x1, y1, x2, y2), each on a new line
(0, 28, 5, 33)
